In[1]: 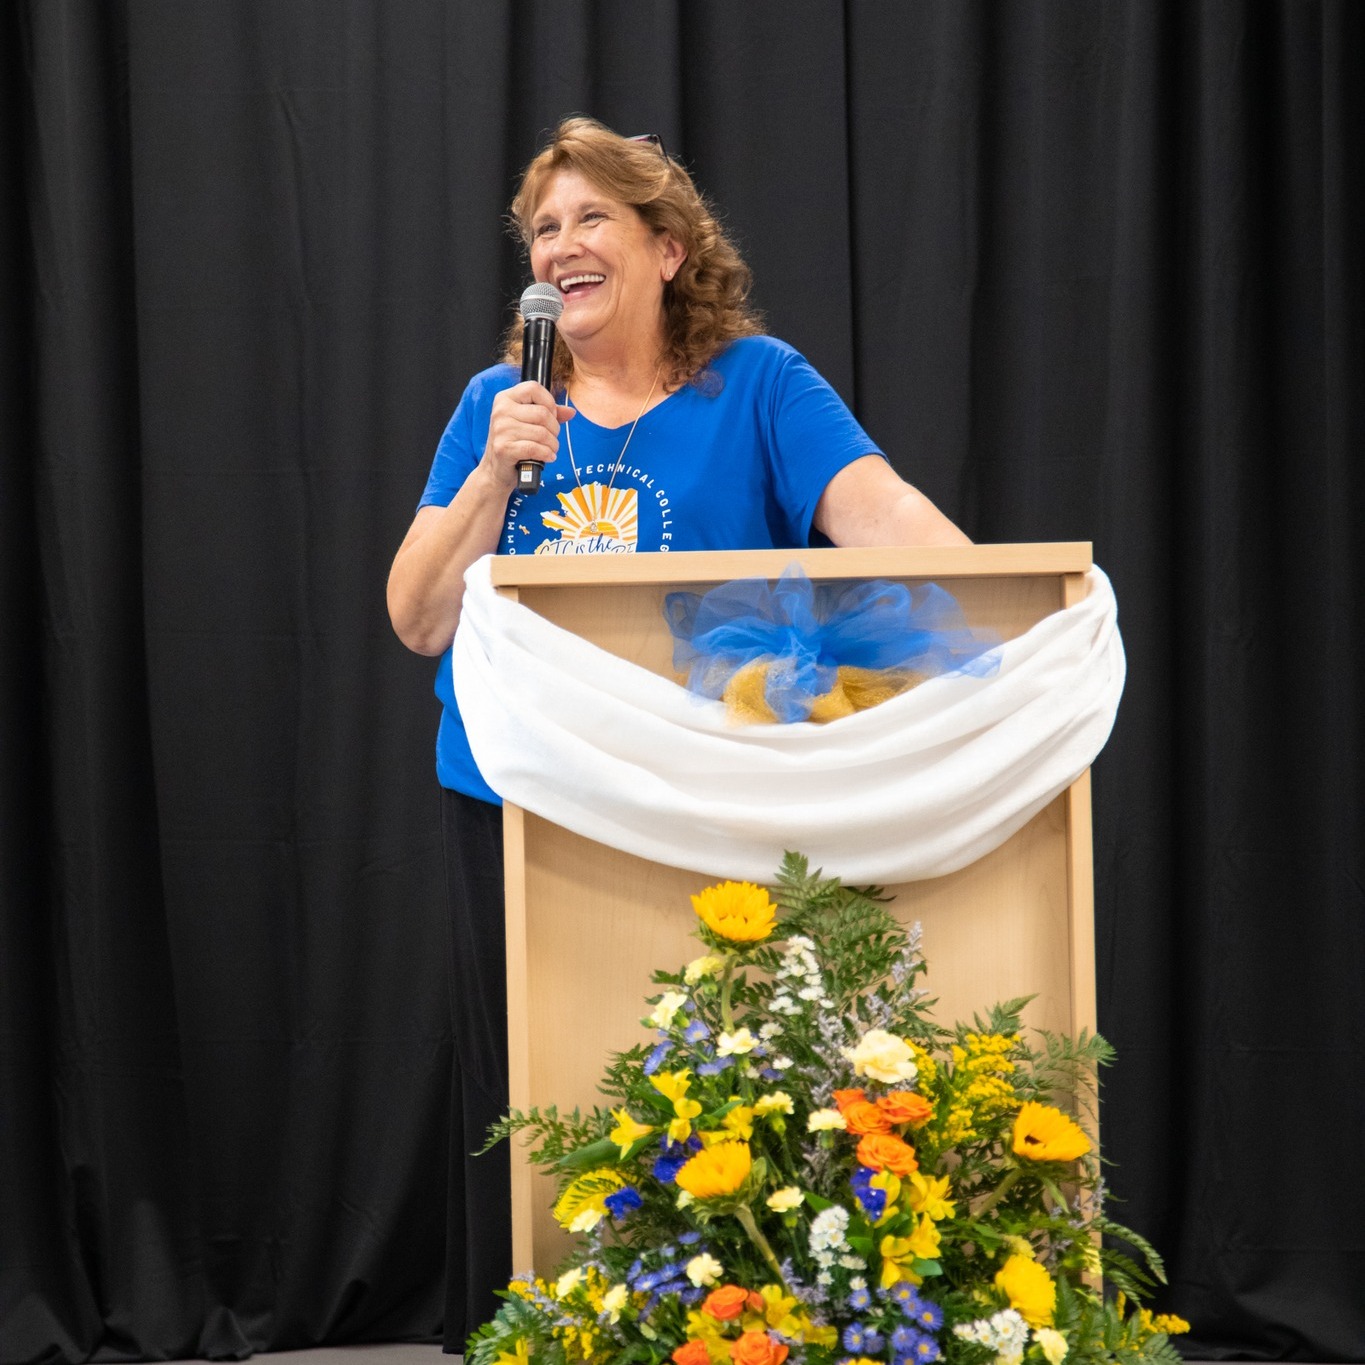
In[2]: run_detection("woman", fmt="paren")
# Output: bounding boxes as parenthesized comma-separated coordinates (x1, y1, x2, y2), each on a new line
(387, 117, 968, 1349)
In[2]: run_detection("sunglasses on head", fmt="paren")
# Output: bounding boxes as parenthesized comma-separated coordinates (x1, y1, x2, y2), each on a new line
(628, 132, 669, 161)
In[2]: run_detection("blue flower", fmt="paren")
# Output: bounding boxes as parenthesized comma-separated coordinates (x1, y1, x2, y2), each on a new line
(653, 1152, 687, 1183)
(847, 1288, 873, 1312)
(891, 1327, 919, 1355)
(842, 1324, 869, 1353)
(680, 1285, 705, 1305)
(912, 1299, 943, 1332)
(910, 1336, 941, 1363)
(684, 1018, 711, 1043)
(863, 1330, 884, 1354)
(603, 1186, 643, 1220)
(643, 1041, 674, 1075)
(889, 1282, 923, 1313)
(760, 1068, 784, 1081)
(678, 1231, 702, 1245)
(850, 1166, 887, 1221)
(697, 1056, 734, 1076)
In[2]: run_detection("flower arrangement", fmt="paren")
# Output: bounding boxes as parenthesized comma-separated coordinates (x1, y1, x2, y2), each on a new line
(470, 856, 1188, 1365)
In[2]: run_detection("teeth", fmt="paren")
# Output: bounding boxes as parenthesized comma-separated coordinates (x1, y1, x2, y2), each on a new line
(559, 274, 605, 291)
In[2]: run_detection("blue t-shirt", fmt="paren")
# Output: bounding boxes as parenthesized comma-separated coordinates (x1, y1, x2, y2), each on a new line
(419, 335, 882, 800)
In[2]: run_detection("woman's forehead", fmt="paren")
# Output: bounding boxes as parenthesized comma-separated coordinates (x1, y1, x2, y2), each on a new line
(531, 168, 621, 219)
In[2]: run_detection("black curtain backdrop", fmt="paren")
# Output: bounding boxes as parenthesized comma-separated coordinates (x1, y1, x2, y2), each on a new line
(3, 2, 1362, 1362)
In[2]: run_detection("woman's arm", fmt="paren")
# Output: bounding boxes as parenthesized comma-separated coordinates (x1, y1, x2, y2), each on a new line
(812, 454, 971, 548)
(386, 382, 574, 655)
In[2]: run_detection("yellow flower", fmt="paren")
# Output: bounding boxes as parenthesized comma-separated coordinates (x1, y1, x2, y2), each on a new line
(905, 1171, 955, 1221)
(904, 1212, 941, 1260)
(766, 1186, 804, 1212)
(1034, 1327, 1068, 1364)
(1138, 1309, 1191, 1337)
(685, 954, 725, 983)
(869, 1171, 901, 1223)
(754, 1092, 794, 1117)
(908, 1040, 938, 1086)
(555, 1267, 585, 1298)
(691, 881, 776, 943)
(806, 1108, 847, 1132)
(609, 1109, 654, 1156)
(552, 1168, 625, 1231)
(1012, 1102, 1092, 1162)
(723, 1105, 756, 1140)
(717, 1028, 759, 1056)
(675, 1141, 752, 1199)
(493, 1339, 531, 1365)
(651, 1070, 695, 1103)
(601, 1283, 629, 1323)
(879, 1234, 922, 1288)
(754, 1284, 803, 1335)
(995, 1253, 1056, 1328)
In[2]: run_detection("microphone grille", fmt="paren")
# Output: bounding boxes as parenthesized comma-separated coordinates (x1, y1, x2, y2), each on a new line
(519, 282, 564, 322)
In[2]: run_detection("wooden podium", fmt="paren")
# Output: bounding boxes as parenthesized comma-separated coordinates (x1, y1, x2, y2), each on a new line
(491, 543, 1098, 1273)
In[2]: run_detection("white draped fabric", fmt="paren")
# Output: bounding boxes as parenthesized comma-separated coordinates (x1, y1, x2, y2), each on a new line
(451, 557, 1125, 884)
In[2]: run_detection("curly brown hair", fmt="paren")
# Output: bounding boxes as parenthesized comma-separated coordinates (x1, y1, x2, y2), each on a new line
(501, 117, 764, 391)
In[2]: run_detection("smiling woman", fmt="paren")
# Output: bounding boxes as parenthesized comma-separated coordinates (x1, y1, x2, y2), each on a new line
(383, 115, 970, 1354)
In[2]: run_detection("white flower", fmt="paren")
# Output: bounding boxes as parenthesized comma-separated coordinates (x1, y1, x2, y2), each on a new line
(601, 1283, 629, 1322)
(838, 1254, 866, 1270)
(766, 1186, 804, 1212)
(849, 1276, 867, 1291)
(555, 1267, 585, 1297)
(955, 1311, 1028, 1356)
(787, 934, 814, 951)
(797, 985, 826, 1001)
(808, 1205, 850, 1253)
(842, 1028, 918, 1084)
(677, 1190, 695, 1209)
(717, 1028, 757, 1056)
(686, 1253, 724, 1287)
(684, 955, 724, 984)
(759, 1022, 781, 1041)
(771, 1056, 794, 1071)
(806, 1108, 847, 1132)
(1033, 1328, 1069, 1365)
(815, 1270, 833, 1287)
(648, 991, 689, 1030)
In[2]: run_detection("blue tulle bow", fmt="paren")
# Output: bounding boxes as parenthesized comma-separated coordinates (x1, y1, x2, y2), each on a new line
(663, 566, 999, 723)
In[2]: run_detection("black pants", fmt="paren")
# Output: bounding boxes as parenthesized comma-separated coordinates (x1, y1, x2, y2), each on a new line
(440, 788, 511, 1352)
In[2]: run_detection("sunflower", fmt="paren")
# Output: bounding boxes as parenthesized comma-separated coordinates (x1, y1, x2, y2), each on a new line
(691, 881, 777, 943)
(1011, 1101, 1092, 1162)
(675, 1141, 753, 1199)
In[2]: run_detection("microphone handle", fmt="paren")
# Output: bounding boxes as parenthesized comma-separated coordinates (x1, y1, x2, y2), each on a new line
(517, 316, 557, 494)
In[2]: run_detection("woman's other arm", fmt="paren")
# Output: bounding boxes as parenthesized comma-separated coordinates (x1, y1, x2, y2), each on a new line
(812, 454, 971, 548)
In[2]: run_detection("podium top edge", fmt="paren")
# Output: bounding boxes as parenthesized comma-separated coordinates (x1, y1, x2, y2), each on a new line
(488, 543, 1093, 588)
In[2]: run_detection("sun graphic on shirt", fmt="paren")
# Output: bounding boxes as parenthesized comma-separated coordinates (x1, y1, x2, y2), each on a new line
(540, 483, 638, 547)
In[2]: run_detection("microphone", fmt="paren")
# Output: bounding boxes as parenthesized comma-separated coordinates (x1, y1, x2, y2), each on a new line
(516, 282, 564, 494)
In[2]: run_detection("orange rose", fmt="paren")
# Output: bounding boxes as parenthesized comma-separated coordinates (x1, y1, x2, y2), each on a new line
(730, 1331, 789, 1365)
(843, 1100, 893, 1135)
(832, 1088, 867, 1113)
(702, 1285, 754, 1321)
(856, 1132, 919, 1175)
(877, 1091, 934, 1126)
(673, 1343, 712, 1365)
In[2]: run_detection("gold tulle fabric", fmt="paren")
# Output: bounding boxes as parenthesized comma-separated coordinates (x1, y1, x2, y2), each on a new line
(718, 660, 925, 725)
